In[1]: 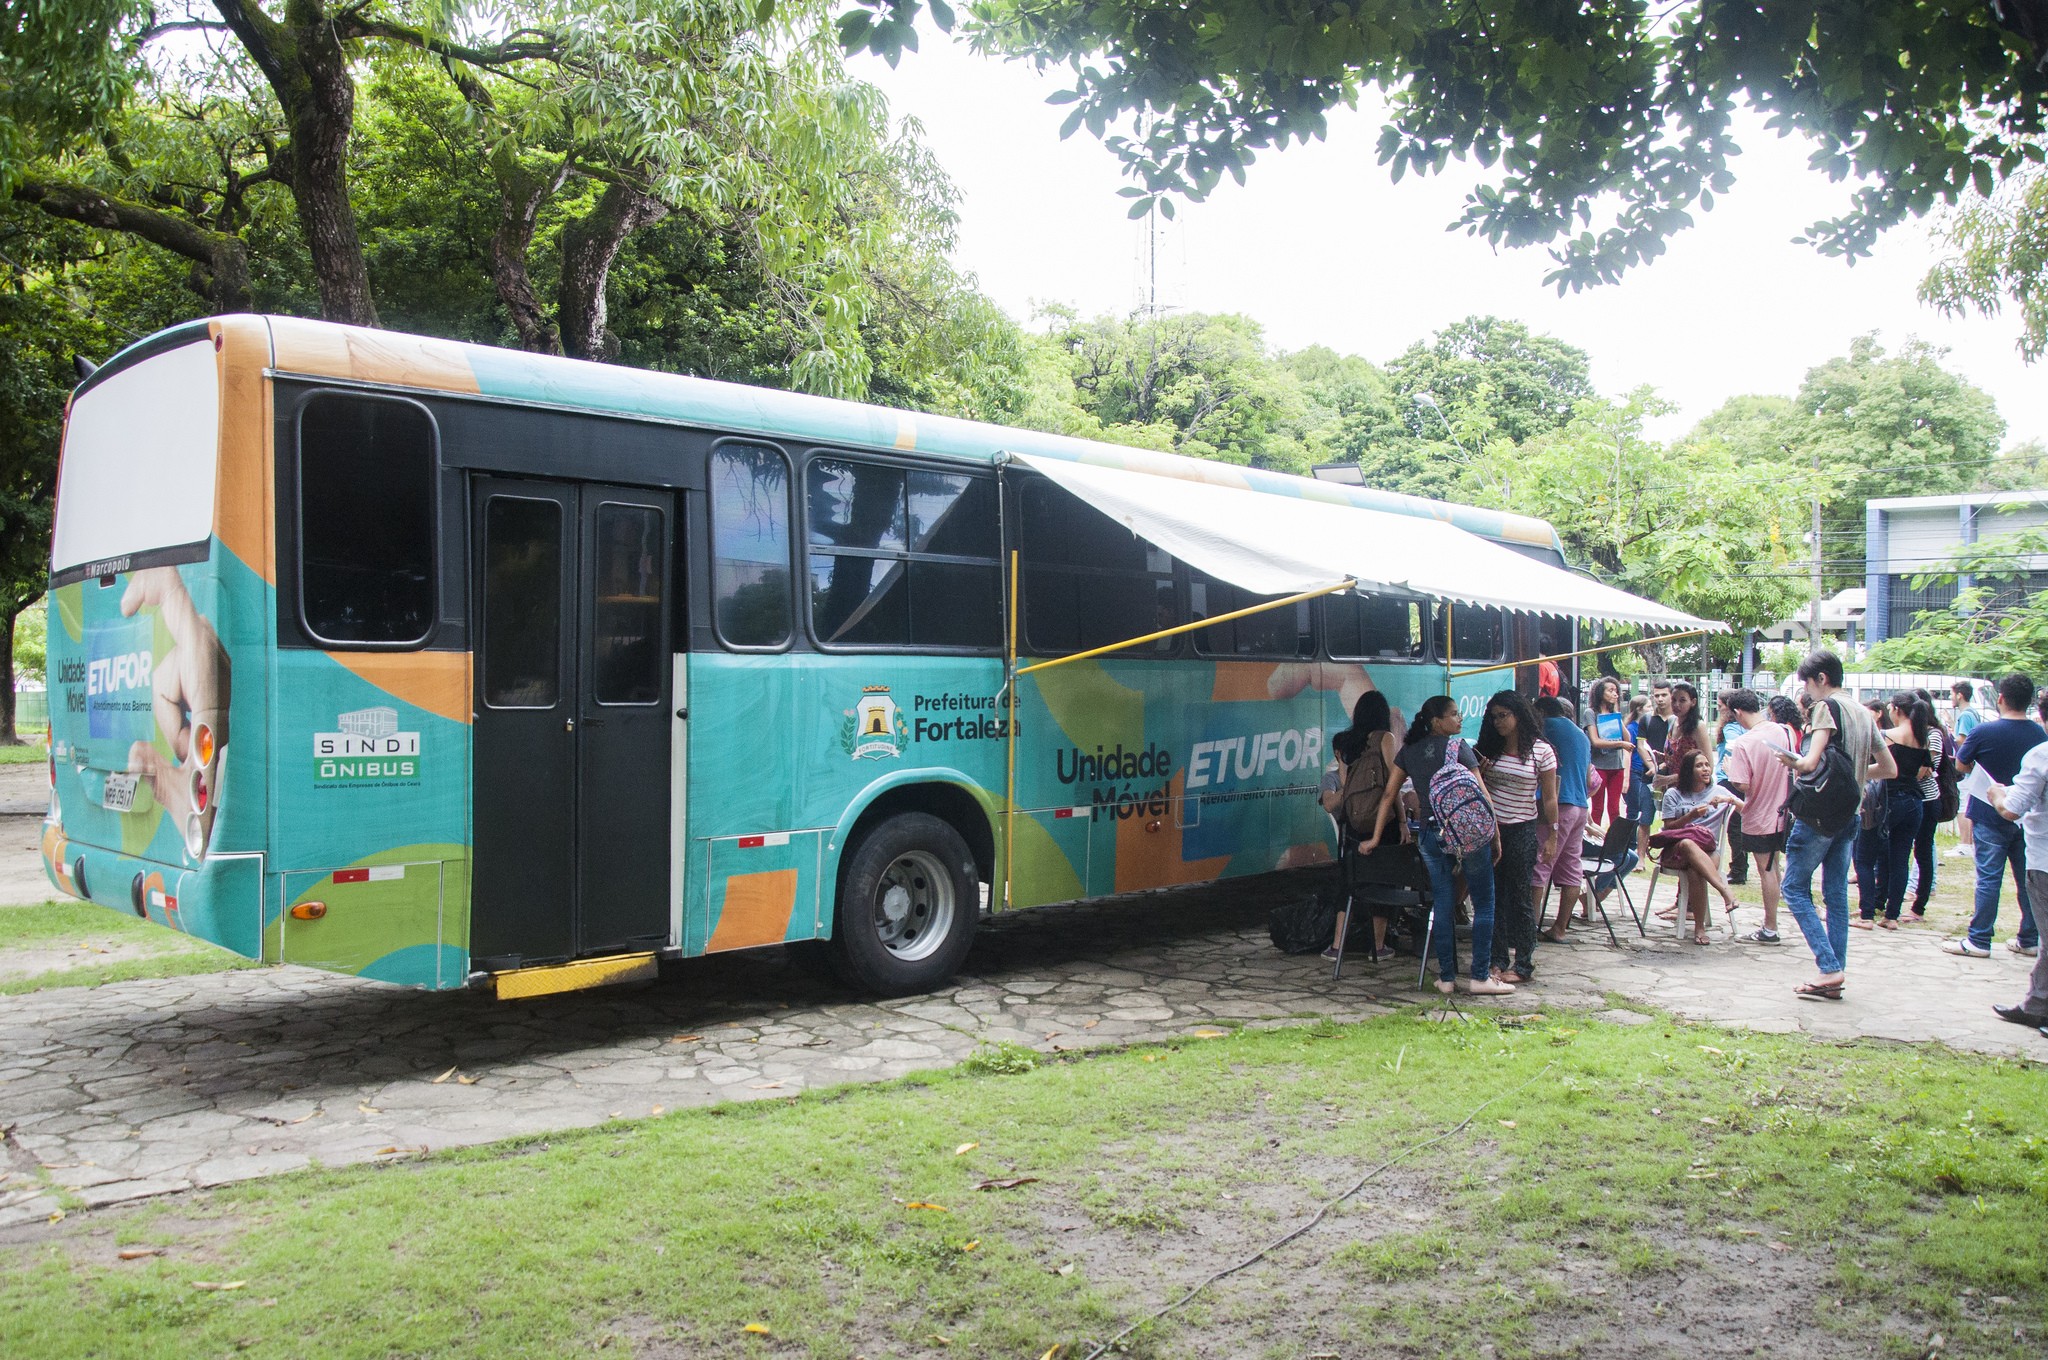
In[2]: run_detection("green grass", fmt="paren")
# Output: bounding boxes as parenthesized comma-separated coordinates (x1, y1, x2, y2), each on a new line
(0, 738, 49, 763)
(2, 1013, 2042, 1359)
(0, 898, 258, 993)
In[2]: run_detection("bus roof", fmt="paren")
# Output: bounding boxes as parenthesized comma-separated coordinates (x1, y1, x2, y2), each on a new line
(86, 315, 1570, 558)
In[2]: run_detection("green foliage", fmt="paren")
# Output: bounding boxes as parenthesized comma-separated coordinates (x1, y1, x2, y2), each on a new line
(11, 598, 44, 684)
(1791, 334, 2006, 582)
(1977, 437, 2048, 492)
(939, 1, 2048, 291)
(1461, 388, 1813, 645)
(1922, 163, 2048, 362)
(1863, 528, 2048, 676)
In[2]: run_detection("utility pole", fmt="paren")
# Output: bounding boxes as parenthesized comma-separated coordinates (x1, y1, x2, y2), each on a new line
(1809, 448, 1823, 645)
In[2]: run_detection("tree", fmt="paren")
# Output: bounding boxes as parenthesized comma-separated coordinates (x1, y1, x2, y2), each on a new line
(1462, 388, 1814, 657)
(1789, 334, 2006, 583)
(851, 1, 2048, 290)
(1921, 161, 2048, 361)
(1863, 529, 2048, 675)
(1045, 309, 1313, 470)
(1978, 437, 2048, 490)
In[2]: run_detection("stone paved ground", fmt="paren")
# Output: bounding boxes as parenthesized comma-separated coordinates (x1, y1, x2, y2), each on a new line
(4, 785, 2044, 1228)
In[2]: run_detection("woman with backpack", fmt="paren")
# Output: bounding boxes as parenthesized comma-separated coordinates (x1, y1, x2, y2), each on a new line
(1318, 692, 1400, 960)
(1476, 690, 1558, 984)
(1358, 694, 1511, 995)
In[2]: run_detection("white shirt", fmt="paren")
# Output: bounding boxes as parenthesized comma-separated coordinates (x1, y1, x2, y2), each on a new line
(1997, 741, 2048, 865)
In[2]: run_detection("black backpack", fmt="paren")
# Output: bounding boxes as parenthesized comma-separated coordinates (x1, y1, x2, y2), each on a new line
(1789, 698, 1860, 837)
(1268, 884, 1341, 955)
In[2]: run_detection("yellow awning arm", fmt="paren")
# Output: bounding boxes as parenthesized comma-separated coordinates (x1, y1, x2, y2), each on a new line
(1015, 579, 1357, 676)
(1448, 627, 1720, 681)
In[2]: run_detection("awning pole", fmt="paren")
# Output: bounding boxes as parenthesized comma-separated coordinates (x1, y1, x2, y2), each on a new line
(1443, 601, 1453, 697)
(1004, 549, 1020, 914)
(1016, 578, 1356, 676)
(1448, 626, 1718, 681)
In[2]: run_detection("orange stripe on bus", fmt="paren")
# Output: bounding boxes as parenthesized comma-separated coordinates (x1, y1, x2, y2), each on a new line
(269, 318, 482, 394)
(706, 869, 800, 952)
(327, 652, 473, 725)
(213, 317, 275, 582)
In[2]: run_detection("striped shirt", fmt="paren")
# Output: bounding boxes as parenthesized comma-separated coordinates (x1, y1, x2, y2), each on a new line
(1483, 740, 1557, 826)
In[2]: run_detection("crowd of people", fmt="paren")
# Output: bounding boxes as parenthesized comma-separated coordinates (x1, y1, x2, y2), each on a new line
(1319, 653, 2048, 1032)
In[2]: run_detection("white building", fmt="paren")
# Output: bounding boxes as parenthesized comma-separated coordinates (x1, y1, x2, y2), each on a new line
(1865, 491, 2048, 644)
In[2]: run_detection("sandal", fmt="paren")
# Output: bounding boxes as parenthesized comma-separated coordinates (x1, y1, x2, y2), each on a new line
(1692, 930, 1710, 945)
(1540, 929, 1569, 944)
(1851, 919, 1874, 931)
(1878, 918, 1899, 931)
(1794, 980, 1844, 1001)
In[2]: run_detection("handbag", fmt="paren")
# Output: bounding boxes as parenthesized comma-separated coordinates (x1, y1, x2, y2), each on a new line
(1932, 731, 1961, 824)
(1788, 699, 1860, 837)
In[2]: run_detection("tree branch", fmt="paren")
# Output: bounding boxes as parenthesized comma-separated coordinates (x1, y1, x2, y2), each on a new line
(14, 179, 253, 312)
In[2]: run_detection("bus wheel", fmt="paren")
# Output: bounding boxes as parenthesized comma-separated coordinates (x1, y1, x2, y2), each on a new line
(832, 812, 978, 996)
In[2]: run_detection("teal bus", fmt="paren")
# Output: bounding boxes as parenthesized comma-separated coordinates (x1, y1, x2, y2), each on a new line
(40, 316, 1702, 999)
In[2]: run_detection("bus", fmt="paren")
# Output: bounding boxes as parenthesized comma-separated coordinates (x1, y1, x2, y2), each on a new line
(40, 316, 1704, 999)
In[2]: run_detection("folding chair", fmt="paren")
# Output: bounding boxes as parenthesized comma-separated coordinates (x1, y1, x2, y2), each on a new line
(1541, 813, 1647, 944)
(1327, 816, 1430, 982)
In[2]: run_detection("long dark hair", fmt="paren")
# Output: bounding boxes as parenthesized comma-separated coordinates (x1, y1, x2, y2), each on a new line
(1476, 689, 1539, 760)
(1587, 675, 1621, 714)
(1677, 748, 1709, 795)
(1768, 695, 1803, 731)
(1890, 691, 1932, 747)
(1670, 680, 1703, 743)
(1332, 691, 1392, 762)
(1404, 694, 1458, 746)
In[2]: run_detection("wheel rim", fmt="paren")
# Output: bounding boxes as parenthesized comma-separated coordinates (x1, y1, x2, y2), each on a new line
(871, 849, 955, 963)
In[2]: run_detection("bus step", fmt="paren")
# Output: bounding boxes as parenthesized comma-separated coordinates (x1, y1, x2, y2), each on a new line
(493, 952, 658, 1000)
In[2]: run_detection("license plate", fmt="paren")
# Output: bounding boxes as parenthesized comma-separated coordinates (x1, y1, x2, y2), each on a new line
(102, 771, 138, 812)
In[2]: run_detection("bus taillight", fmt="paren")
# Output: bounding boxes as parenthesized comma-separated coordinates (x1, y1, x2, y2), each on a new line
(193, 722, 215, 767)
(192, 767, 210, 813)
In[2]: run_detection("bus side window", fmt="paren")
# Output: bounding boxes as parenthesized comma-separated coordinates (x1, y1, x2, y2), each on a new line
(1444, 606, 1505, 662)
(1327, 593, 1425, 661)
(297, 394, 437, 647)
(1189, 570, 1314, 659)
(1019, 480, 1178, 656)
(709, 443, 793, 649)
(804, 457, 1000, 650)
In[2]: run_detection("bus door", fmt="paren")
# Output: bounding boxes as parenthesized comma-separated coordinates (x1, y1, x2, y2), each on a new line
(469, 477, 675, 966)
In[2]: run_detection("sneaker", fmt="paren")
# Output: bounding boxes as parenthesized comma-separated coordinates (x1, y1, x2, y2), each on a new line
(1943, 938, 1992, 957)
(2007, 940, 2040, 958)
(1737, 928, 1781, 944)
(1947, 846, 1972, 858)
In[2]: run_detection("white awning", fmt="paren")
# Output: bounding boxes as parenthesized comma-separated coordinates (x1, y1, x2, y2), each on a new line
(1015, 452, 1718, 632)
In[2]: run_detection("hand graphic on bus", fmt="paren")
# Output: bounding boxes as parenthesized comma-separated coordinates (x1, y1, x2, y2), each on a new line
(121, 567, 231, 859)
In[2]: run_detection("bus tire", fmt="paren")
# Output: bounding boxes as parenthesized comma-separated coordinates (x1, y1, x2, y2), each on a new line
(831, 812, 978, 996)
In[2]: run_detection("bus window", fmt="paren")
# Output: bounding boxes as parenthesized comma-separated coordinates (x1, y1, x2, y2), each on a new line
(1189, 571, 1314, 658)
(1327, 593, 1426, 660)
(805, 457, 1001, 649)
(481, 497, 563, 708)
(592, 502, 666, 704)
(297, 394, 436, 645)
(709, 443, 792, 649)
(1020, 480, 1178, 655)
(1444, 606, 1505, 662)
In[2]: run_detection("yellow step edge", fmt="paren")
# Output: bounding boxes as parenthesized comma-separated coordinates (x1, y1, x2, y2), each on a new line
(493, 951, 658, 1000)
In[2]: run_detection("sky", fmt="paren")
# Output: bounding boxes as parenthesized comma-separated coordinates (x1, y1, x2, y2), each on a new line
(853, 36, 2045, 450)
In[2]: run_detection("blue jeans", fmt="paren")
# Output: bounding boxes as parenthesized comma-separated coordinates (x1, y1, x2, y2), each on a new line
(1417, 821, 1497, 983)
(1783, 817, 1856, 974)
(1967, 813, 2037, 950)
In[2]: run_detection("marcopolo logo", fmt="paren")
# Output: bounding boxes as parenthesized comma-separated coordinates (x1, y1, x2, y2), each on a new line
(841, 686, 908, 761)
(314, 706, 423, 784)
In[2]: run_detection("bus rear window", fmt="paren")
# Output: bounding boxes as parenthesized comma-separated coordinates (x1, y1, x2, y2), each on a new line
(297, 395, 436, 646)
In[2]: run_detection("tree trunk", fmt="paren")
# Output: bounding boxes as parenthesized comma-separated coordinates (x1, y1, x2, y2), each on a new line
(558, 183, 668, 362)
(0, 608, 17, 746)
(212, 0, 378, 325)
(489, 157, 569, 353)
(14, 180, 253, 311)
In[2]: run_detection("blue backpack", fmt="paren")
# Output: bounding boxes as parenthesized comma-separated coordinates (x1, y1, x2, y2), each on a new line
(1429, 737, 1497, 857)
